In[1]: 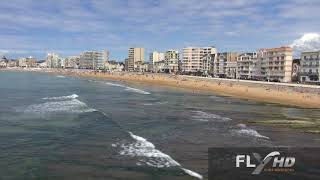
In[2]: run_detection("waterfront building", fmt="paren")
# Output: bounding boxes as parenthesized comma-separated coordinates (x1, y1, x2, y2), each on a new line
(202, 54, 216, 76)
(236, 53, 258, 80)
(7, 60, 18, 67)
(299, 51, 320, 83)
(150, 51, 164, 64)
(46, 53, 61, 68)
(79, 51, 105, 69)
(0, 59, 6, 68)
(225, 61, 237, 79)
(139, 62, 150, 72)
(128, 48, 144, 71)
(64, 56, 80, 69)
(18, 58, 27, 67)
(124, 58, 129, 71)
(182, 46, 217, 74)
(259, 46, 293, 82)
(214, 52, 238, 78)
(104, 60, 124, 72)
(153, 60, 166, 73)
(164, 50, 179, 73)
(0, 56, 8, 67)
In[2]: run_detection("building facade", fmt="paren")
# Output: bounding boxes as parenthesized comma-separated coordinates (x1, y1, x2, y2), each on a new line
(164, 50, 179, 73)
(236, 53, 258, 80)
(64, 56, 80, 69)
(46, 53, 61, 68)
(299, 51, 320, 83)
(79, 51, 105, 69)
(259, 46, 293, 82)
(18, 56, 37, 68)
(182, 47, 217, 74)
(149, 51, 164, 64)
(214, 52, 238, 78)
(128, 48, 144, 71)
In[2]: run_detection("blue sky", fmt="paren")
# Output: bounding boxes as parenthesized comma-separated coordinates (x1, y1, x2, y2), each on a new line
(0, 0, 320, 61)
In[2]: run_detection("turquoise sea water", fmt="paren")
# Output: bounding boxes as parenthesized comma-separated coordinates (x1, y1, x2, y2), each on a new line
(0, 71, 319, 180)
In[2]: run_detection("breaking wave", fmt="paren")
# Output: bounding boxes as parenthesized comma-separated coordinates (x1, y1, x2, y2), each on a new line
(102, 81, 151, 95)
(42, 94, 79, 100)
(115, 132, 202, 179)
(232, 124, 269, 139)
(25, 94, 96, 114)
(192, 111, 232, 122)
(124, 87, 150, 95)
(56, 75, 65, 78)
(104, 82, 125, 87)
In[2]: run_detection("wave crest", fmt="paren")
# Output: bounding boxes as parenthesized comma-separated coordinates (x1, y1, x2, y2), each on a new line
(116, 132, 203, 179)
(192, 111, 232, 122)
(42, 94, 79, 100)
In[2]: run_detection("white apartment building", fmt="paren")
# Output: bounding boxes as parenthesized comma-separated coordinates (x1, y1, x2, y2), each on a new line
(149, 51, 164, 64)
(182, 47, 217, 74)
(128, 48, 144, 71)
(299, 51, 320, 83)
(214, 52, 238, 78)
(64, 56, 80, 69)
(164, 50, 179, 73)
(236, 53, 258, 80)
(46, 53, 61, 68)
(259, 46, 293, 82)
(79, 51, 105, 69)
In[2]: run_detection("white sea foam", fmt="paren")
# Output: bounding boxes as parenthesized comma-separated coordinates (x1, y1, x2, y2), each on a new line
(42, 94, 79, 100)
(232, 124, 269, 139)
(117, 132, 202, 179)
(125, 87, 150, 95)
(104, 82, 125, 87)
(92, 81, 150, 95)
(56, 75, 65, 78)
(181, 168, 203, 179)
(24, 99, 96, 114)
(119, 132, 180, 168)
(192, 111, 232, 122)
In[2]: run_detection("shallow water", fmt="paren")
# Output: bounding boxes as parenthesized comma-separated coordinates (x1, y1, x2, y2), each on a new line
(0, 71, 319, 180)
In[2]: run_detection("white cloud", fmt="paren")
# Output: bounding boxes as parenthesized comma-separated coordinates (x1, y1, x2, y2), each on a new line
(290, 33, 320, 52)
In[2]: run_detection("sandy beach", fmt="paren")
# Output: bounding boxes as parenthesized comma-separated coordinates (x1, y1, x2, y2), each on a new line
(3, 68, 320, 108)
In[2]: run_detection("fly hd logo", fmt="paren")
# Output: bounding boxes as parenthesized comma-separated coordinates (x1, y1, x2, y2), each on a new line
(236, 151, 295, 174)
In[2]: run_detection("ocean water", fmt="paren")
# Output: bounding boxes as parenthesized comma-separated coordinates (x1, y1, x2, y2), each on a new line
(0, 71, 319, 180)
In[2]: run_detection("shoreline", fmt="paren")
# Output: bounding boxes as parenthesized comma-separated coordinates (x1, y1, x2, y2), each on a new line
(2, 68, 320, 109)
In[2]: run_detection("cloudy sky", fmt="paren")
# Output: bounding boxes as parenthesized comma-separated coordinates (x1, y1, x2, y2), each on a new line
(0, 0, 319, 60)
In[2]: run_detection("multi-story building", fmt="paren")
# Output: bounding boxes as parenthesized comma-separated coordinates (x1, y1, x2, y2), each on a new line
(153, 60, 166, 73)
(182, 46, 217, 74)
(7, 60, 18, 67)
(236, 53, 258, 80)
(64, 56, 80, 69)
(164, 50, 179, 73)
(124, 58, 129, 71)
(292, 58, 301, 82)
(46, 53, 61, 68)
(0, 56, 8, 67)
(18, 58, 27, 67)
(259, 46, 293, 82)
(299, 51, 320, 83)
(225, 61, 237, 79)
(214, 52, 238, 78)
(79, 51, 105, 69)
(149, 51, 164, 64)
(128, 48, 144, 71)
(104, 60, 124, 72)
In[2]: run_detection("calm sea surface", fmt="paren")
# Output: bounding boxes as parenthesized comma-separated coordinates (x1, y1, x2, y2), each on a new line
(0, 71, 319, 180)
